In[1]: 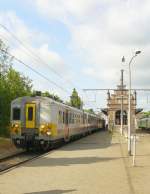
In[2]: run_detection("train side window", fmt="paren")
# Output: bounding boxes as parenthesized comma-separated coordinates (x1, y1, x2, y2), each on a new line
(28, 107, 33, 121)
(69, 113, 71, 123)
(58, 111, 62, 123)
(63, 112, 65, 123)
(13, 108, 20, 120)
(66, 112, 68, 124)
(72, 114, 74, 123)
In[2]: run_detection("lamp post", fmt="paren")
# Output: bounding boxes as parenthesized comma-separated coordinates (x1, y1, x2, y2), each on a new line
(128, 50, 141, 155)
(120, 68, 124, 135)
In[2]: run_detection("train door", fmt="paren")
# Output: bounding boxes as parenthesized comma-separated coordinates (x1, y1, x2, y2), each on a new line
(64, 109, 70, 141)
(25, 103, 36, 128)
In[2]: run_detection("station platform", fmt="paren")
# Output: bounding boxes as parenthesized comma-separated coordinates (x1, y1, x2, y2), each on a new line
(1, 130, 150, 194)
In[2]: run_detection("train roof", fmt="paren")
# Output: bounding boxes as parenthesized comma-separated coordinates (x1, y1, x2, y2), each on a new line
(11, 96, 100, 118)
(140, 117, 150, 121)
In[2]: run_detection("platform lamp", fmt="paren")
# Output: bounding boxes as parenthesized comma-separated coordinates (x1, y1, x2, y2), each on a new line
(128, 50, 141, 155)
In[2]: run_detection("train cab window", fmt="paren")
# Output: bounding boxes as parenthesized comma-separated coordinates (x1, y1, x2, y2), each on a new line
(13, 108, 20, 120)
(28, 107, 33, 121)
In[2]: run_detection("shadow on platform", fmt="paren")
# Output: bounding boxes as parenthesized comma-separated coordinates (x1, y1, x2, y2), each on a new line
(24, 189, 76, 194)
(61, 131, 112, 151)
(25, 156, 119, 167)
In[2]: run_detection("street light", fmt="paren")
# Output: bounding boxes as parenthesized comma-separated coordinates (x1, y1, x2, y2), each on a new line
(128, 50, 141, 155)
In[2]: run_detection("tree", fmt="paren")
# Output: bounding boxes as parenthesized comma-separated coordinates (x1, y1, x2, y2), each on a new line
(70, 88, 82, 109)
(143, 111, 150, 118)
(0, 39, 12, 76)
(41, 91, 63, 103)
(0, 40, 32, 136)
(84, 108, 95, 114)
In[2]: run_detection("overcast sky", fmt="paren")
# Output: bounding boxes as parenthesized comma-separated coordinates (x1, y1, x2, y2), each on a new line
(0, 0, 150, 110)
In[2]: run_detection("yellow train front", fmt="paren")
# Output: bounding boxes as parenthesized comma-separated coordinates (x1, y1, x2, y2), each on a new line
(10, 96, 105, 151)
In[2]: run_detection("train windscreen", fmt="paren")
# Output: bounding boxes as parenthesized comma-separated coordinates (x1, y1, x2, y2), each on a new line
(13, 108, 20, 120)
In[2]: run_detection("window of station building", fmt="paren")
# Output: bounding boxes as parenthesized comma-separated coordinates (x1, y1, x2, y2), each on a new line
(13, 108, 21, 120)
(123, 111, 127, 125)
(115, 110, 127, 125)
(115, 110, 121, 125)
(28, 107, 33, 121)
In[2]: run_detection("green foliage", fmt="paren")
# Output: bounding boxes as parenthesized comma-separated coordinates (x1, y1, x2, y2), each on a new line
(0, 40, 32, 136)
(143, 111, 150, 118)
(84, 108, 95, 114)
(70, 88, 83, 109)
(41, 91, 63, 103)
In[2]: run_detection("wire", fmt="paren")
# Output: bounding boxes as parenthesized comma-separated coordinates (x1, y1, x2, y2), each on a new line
(0, 23, 80, 90)
(0, 48, 70, 94)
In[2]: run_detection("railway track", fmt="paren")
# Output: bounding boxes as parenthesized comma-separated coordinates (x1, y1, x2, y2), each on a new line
(0, 139, 67, 174)
(0, 151, 43, 174)
(0, 130, 103, 174)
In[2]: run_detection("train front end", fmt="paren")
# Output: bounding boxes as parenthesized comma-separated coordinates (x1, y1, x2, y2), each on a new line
(10, 97, 52, 150)
(10, 97, 37, 149)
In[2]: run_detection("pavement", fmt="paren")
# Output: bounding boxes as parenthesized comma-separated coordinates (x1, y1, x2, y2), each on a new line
(1, 130, 150, 194)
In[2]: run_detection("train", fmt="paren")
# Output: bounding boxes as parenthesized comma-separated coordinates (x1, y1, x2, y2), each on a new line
(10, 96, 105, 151)
(137, 117, 150, 130)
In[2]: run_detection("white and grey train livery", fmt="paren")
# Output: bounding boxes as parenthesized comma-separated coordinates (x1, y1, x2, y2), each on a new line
(10, 96, 105, 150)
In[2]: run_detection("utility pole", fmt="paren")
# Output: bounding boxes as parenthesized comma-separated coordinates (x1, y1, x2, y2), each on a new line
(120, 69, 124, 135)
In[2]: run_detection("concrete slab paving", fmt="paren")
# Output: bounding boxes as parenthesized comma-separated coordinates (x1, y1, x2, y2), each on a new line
(0, 131, 150, 194)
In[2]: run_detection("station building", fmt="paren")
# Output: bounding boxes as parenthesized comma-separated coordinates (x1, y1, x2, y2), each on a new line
(102, 70, 142, 136)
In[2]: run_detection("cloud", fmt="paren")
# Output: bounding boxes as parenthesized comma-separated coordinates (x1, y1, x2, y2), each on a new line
(30, 0, 150, 109)
(34, 0, 150, 89)
(1, 1, 150, 108)
(0, 11, 72, 99)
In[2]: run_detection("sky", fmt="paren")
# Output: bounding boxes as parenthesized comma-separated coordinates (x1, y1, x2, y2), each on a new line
(0, 0, 150, 111)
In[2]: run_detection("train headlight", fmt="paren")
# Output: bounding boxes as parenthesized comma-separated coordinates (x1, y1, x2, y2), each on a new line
(41, 125, 45, 129)
(46, 131, 51, 136)
(39, 124, 52, 136)
(11, 123, 20, 134)
(40, 124, 47, 134)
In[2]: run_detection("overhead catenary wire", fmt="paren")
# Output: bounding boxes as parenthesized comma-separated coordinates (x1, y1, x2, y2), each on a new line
(0, 23, 97, 105)
(0, 48, 70, 95)
(0, 23, 80, 91)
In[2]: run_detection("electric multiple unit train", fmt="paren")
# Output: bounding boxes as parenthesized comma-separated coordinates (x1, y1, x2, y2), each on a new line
(10, 96, 105, 151)
(138, 117, 150, 130)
